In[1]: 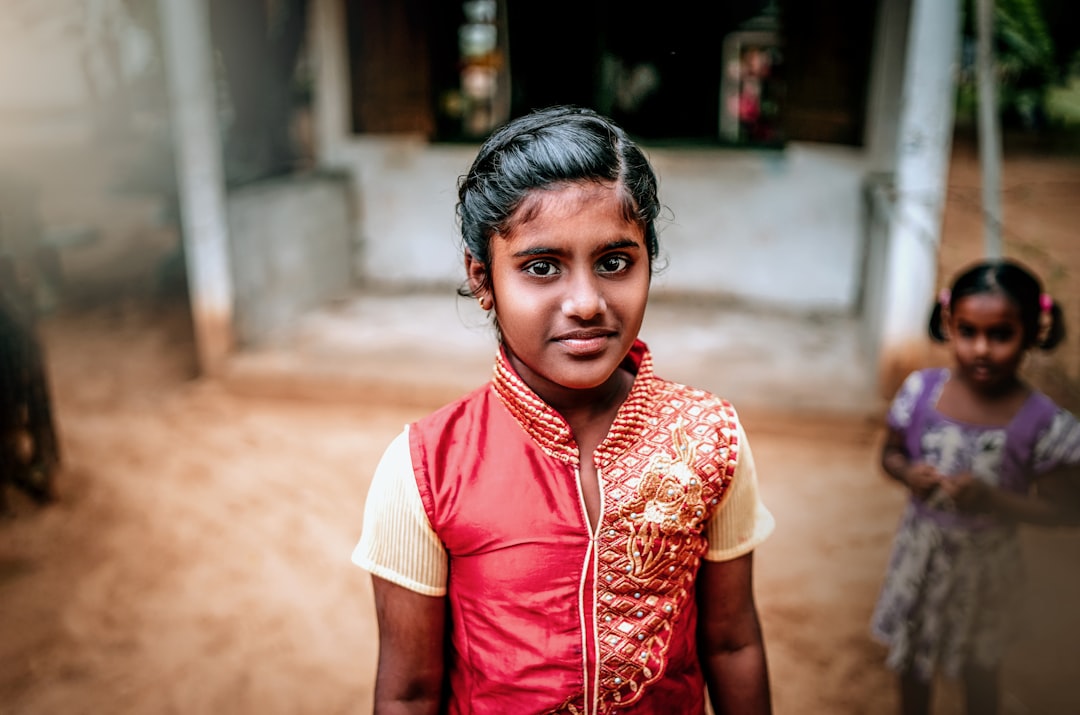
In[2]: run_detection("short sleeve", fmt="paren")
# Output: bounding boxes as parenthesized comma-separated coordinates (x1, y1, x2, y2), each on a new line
(352, 427, 448, 596)
(703, 420, 776, 561)
(1033, 407, 1080, 476)
(887, 370, 927, 432)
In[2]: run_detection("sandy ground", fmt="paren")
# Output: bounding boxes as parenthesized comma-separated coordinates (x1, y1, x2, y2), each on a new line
(3, 139, 1080, 714)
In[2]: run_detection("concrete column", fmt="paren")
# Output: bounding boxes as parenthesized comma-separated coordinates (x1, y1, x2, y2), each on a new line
(311, 0, 351, 167)
(864, 0, 912, 173)
(156, 0, 234, 376)
(857, 0, 910, 365)
(877, 0, 960, 394)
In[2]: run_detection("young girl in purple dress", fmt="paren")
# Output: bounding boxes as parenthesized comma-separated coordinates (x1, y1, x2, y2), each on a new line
(871, 259, 1080, 715)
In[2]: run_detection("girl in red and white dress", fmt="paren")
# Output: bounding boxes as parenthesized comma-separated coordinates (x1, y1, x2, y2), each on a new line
(354, 106, 775, 715)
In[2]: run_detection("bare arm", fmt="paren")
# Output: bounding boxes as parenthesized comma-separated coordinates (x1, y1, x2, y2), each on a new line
(371, 576, 447, 715)
(881, 427, 942, 500)
(696, 553, 772, 715)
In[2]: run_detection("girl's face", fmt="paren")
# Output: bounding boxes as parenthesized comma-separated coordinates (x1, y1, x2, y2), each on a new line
(947, 291, 1027, 394)
(470, 182, 650, 404)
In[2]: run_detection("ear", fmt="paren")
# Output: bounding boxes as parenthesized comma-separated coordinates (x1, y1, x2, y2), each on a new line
(464, 251, 492, 309)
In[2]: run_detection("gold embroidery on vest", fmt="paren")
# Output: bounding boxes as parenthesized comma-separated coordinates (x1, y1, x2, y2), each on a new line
(622, 419, 708, 581)
(592, 396, 737, 714)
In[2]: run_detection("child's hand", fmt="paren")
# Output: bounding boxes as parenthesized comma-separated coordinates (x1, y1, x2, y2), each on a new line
(902, 463, 943, 500)
(939, 473, 991, 513)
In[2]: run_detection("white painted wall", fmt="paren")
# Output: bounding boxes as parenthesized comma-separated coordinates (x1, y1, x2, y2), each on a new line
(0, 6, 87, 146)
(228, 174, 353, 346)
(647, 145, 866, 311)
(321, 138, 868, 314)
(0, 0, 156, 147)
(305, 0, 878, 316)
(324, 139, 473, 290)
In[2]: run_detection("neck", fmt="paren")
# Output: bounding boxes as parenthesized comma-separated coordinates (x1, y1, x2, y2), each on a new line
(968, 374, 1024, 401)
(504, 349, 633, 422)
(554, 370, 633, 424)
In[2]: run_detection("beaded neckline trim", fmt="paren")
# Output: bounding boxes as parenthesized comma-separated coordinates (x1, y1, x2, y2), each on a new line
(490, 344, 656, 467)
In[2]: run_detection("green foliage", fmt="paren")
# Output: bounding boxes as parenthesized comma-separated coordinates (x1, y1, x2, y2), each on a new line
(1046, 75, 1080, 126)
(993, 0, 1055, 80)
(958, 0, 1059, 129)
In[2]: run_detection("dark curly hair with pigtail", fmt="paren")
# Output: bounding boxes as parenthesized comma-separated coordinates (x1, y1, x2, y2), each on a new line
(929, 259, 1066, 350)
(456, 106, 662, 297)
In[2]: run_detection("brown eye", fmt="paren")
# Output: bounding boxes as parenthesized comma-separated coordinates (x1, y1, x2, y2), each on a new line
(988, 327, 1016, 342)
(597, 255, 630, 274)
(524, 260, 558, 277)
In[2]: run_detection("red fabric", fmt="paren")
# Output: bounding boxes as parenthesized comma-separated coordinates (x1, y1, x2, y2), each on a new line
(409, 342, 739, 714)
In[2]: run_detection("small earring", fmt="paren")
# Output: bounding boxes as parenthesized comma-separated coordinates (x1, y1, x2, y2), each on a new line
(478, 296, 491, 311)
(1037, 293, 1054, 344)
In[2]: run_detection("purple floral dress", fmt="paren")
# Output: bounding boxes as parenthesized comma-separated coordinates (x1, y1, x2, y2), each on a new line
(871, 368, 1080, 681)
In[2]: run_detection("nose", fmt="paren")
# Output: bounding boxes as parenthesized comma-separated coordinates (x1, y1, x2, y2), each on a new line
(973, 334, 989, 356)
(562, 272, 605, 320)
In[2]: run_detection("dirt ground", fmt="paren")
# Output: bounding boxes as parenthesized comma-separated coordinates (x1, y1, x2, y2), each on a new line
(3, 137, 1080, 714)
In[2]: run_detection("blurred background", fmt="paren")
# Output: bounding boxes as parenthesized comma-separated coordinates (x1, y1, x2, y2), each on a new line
(2, 0, 1080, 713)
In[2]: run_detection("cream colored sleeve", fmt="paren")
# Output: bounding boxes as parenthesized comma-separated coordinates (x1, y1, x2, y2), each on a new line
(703, 420, 775, 561)
(351, 427, 448, 596)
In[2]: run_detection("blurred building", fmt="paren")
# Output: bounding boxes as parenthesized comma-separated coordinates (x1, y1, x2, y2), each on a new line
(0, 0, 961, 397)
(309, 0, 955, 394)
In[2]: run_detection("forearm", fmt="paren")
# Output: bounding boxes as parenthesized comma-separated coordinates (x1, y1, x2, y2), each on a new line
(696, 555, 771, 714)
(372, 641, 445, 715)
(371, 577, 447, 715)
(702, 639, 772, 715)
(881, 447, 912, 484)
(373, 694, 442, 715)
(882, 443, 940, 500)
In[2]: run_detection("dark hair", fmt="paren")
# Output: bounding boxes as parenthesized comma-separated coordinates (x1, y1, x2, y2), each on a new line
(456, 106, 661, 296)
(929, 258, 1065, 350)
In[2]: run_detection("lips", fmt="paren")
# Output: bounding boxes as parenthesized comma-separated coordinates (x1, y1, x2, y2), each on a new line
(554, 329, 616, 356)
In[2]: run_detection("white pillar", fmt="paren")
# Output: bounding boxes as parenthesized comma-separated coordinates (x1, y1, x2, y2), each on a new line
(864, 0, 912, 173)
(878, 0, 960, 393)
(858, 0, 913, 369)
(311, 0, 351, 167)
(156, 0, 234, 376)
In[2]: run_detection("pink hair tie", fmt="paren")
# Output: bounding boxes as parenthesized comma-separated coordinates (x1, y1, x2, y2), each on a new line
(938, 288, 951, 306)
(1040, 293, 1053, 313)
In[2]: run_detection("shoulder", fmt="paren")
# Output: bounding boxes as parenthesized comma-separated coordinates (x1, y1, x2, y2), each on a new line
(886, 368, 945, 430)
(1030, 395, 1080, 464)
(1015, 387, 1072, 437)
(647, 376, 743, 457)
(413, 382, 494, 432)
(650, 377, 739, 425)
(897, 367, 947, 396)
(409, 383, 499, 477)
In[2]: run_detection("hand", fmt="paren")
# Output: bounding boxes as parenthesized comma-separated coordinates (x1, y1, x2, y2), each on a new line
(939, 473, 992, 513)
(902, 463, 944, 501)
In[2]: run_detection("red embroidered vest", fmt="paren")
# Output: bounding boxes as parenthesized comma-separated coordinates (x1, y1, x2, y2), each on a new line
(409, 341, 740, 715)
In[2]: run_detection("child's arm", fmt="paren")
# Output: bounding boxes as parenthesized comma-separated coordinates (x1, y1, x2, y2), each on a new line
(881, 427, 942, 500)
(371, 576, 446, 715)
(697, 552, 772, 715)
